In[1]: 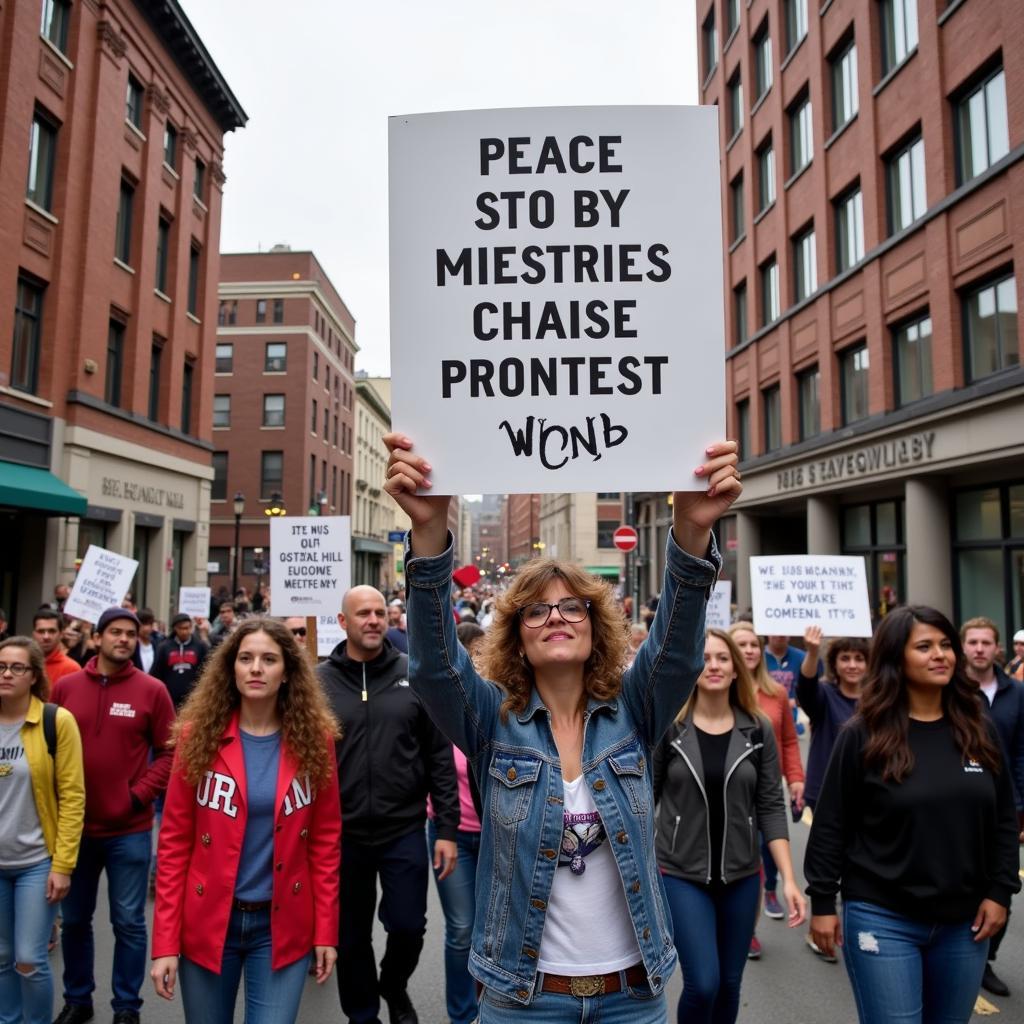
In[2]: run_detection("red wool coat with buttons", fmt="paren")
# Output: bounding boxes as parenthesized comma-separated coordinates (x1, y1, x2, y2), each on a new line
(151, 714, 341, 972)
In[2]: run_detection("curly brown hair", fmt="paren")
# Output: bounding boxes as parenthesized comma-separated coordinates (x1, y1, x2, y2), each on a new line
(172, 618, 339, 786)
(0, 637, 49, 702)
(477, 560, 629, 721)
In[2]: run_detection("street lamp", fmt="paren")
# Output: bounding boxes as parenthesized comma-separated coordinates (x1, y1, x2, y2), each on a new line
(532, 540, 546, 558)
(253, 547, 265, 610)
(264, 491, 287, 517)
(231, 491, 245, 598)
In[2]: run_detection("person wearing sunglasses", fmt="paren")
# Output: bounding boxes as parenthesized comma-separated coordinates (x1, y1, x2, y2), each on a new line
(384, 432, 740, 1022)
(0, 636, 85, 1024)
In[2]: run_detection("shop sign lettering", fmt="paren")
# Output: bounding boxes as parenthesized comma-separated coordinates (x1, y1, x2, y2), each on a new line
(101, 477, 185, 509)
(776, 432, 935, 493)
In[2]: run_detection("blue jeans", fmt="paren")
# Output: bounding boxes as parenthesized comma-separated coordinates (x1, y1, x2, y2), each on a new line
(841, 901, 989, 1024)
(60, 830, 151, 1013)
(479, 973, 666, 1023)
(0, 859, 59, 1024)
(427, 821, 481, 1024)
(662, 873, 760, 1024)
(179, 906, 310, 1024)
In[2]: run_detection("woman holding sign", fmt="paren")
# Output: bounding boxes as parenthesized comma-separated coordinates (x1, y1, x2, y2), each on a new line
(384, 432, 740, 1022)
(805, 606, 1020, 1024)
(149, 618, 341, 1024)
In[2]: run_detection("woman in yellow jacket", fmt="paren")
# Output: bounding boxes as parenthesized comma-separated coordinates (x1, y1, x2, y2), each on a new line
(0, 636, 85, 1024)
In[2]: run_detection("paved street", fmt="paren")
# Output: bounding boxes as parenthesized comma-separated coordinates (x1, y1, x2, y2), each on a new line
(53, 808, 1023, 1024)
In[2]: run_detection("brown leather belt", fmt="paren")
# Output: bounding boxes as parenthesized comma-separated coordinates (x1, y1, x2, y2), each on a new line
(232, 898, 271, 912)
(541, 964, 647, 997)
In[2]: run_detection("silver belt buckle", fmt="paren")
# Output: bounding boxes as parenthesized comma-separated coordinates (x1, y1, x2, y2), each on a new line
(569, 975, 605, 997)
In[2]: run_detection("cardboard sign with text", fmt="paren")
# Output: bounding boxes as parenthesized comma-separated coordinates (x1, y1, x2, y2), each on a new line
(750, 556, 872, 638)
(316, 613, 346, 659)
(269, 516, 352, 619)
(63, 546, 138, 625)
(178, 587, 212, 619)
(706, 580, 733, 631)
(389, 105, 725, 494)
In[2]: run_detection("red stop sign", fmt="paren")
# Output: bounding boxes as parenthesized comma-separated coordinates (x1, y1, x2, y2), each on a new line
(613, 525, 638, 552)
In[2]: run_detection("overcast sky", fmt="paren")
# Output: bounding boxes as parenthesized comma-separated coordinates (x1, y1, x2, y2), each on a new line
(182, 1, 699, 375)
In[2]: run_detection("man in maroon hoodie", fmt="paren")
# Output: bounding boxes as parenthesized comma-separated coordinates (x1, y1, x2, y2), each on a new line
(51, 607, 175, 1024)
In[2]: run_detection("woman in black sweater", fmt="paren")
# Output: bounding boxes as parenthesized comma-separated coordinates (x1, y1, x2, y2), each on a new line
(805, 606, 1020, 1024)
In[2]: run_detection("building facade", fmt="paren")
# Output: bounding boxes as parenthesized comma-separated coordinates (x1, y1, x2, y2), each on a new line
(538, 492, 625, 584)
(699, 0, 1023, 639)
(208, 249, 356, 604)
(506, 493, 541, 567)
(0, 0, 245, 629)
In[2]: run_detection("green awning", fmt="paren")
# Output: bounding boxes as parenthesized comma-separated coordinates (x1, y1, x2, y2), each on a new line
(586, 565, 621, 579)
(0, 461, 87, 516)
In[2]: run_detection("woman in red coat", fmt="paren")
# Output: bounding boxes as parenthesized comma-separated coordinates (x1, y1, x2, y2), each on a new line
(150, 618, 341, 1023)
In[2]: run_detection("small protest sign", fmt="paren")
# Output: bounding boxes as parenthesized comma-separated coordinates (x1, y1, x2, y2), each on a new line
(706, 580, 732, 631)
(178, 587, 211, 619)
(64, 546, 138, 624)
(749, 556, 872, 638)
(389, 105, 725, 494)
(269, 516, 352, 619)
(316, 613, 346, 659)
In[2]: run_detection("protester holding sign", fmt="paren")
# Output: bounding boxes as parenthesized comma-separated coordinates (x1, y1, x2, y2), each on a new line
(0, 636, 84, 1024)
(805, 607, 1021, 1024)
(150, 618, 341, 1023)
(384, 430, 739, 1021)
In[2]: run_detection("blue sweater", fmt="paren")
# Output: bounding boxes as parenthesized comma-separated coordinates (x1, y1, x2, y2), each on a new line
(796, 673, 857, 805)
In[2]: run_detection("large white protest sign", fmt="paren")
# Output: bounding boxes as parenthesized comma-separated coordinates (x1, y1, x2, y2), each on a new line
(178, 587, 211, 619)
(706, 580, 732, 630)
(389, 106, 725, 494)
(63, 546, 138, 624)
(269, 516, 351, 619)
(750, 556, 873, 638)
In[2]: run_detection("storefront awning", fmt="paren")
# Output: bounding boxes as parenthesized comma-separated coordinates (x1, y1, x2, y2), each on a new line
(0, 461, 87, 516)
(353, 536, 395, 555)
(586, 565, 621, 579)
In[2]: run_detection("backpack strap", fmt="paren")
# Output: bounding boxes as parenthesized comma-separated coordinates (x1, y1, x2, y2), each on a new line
(42, 702, 58, 761)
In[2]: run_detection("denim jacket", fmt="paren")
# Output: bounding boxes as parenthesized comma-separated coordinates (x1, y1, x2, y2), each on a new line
(405, 528, 720, 1003)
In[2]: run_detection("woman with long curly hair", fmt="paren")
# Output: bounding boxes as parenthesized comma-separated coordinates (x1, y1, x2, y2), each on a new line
(384, 431, 741, 1023)
(149, 618, 341, 1024)
(805, 606, 1021, 1024)
(654, 629, 805, 1024)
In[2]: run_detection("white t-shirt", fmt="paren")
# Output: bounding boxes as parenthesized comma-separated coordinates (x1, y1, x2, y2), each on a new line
(980, 681, 998, 706)
(138, 640, 155, 674)
(537, 775, 642, 975)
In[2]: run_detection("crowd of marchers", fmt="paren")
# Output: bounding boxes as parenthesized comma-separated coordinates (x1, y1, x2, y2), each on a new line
(0, 436, 1021, 1024)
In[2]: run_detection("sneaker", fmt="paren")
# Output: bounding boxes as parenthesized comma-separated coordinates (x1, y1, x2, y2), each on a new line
(763, 891, 785, 919)
(383, 991, 419, 1024)
(52, 1006, 93, 1024)
(982, 963, 1010, 997)
(796, 721, 806, 736)
(806, 934, 838, 964)
(111, 1013, 139, 1024)
(747, 935, 762, 959)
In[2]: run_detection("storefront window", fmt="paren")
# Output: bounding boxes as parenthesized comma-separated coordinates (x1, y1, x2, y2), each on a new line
(133, 527, 153, 609)
(76, 521, 108, 561)
(842, 499, 905, 619)
(954, 482, 1024, 645)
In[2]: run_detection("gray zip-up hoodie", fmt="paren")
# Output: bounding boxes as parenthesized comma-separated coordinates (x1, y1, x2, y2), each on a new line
(653, 707, 788, 884)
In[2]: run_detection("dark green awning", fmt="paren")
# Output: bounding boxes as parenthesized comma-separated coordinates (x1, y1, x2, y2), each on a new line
(586, 565, 621, 579)
(0, 461, 87, 516)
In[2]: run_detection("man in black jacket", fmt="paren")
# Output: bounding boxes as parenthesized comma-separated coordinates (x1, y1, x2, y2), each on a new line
(963, 616, 1024, 998)
(150, 613, 208, 710)
(318, 585, 459, 1024)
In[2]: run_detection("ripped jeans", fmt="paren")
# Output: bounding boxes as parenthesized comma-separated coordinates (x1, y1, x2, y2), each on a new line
(841, 900, 988, 1024)
(0, 858, 59, 1024)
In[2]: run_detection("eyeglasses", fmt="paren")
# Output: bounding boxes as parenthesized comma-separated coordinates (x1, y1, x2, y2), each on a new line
(0, 663, 31, 677)
(518, 598, 591, 629)
(290, 628, 307, 638)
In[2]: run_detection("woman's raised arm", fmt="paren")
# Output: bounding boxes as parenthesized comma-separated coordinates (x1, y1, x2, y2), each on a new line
(382, 432, 451, 558)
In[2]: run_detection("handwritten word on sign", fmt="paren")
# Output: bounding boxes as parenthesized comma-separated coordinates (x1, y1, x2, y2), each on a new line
(750, 556, 873, 638)
(64, 546, 139, 625)
(269, 516, 352, 619)
(389, 106, 726, 495)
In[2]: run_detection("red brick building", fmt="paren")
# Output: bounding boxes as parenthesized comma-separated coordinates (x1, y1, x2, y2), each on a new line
(506, 493, 540, 567)
(0, 0, 244, 629)
(671, 0, 1023, 638)
(208, 249, 357, 603)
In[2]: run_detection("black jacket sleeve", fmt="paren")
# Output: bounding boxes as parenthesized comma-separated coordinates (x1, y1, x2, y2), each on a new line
(804, 722, 863, 917)
(150, 640, 168, 682)
(795, 667, 827, 728)
(420, 706, 460, 842)
(986, 719, 1024, 908)
(755, 726, 788, 844)
(653, 732, 672, 805)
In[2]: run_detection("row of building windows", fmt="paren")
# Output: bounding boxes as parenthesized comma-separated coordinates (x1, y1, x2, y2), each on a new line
(219, 298, 284, 326)
(736, 271, 1019, 458)
(211, 451, 352, 516)
(215, 340, 354, 408)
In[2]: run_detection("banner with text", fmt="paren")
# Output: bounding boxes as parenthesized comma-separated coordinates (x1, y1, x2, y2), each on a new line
(269, 516, 352, 619)
(750, 556, 872, 638)
(178, 587, 212, 619)
(706, 580, 733, 631)
(389, 105, 725, 494)
(64, 546, 139, 625)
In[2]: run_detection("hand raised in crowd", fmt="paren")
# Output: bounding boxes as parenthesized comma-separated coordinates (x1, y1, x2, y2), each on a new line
(803, 624, 823, 654)
(313, 945, 338, 984)
(383, 433, 452, 558)
(670, 441, 742, 556)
